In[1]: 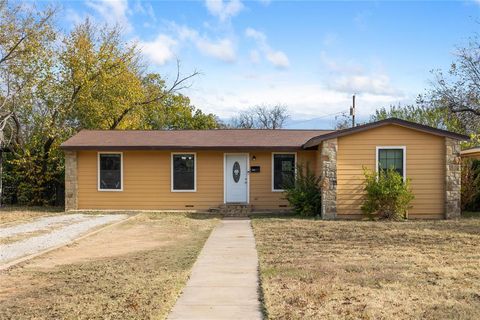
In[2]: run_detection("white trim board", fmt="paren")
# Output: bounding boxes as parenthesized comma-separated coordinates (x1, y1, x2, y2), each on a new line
(171, 152, 197, 192)
(97, 152, 124, 192)
(375, 146, 407, 181)
(271, 152, 297, 192)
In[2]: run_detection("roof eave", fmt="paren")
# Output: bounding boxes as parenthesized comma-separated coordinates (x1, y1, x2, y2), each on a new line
(60, 145, 305, 151)
(302, 118, 470, 149)
(460, 148, 480, 155)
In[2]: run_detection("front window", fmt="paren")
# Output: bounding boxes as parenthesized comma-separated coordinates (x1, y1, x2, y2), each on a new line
(377, 148, 405, 177)
(273, 153, 296, 191)
(172, 154, 196, 191)
(98, 153, 122, 191)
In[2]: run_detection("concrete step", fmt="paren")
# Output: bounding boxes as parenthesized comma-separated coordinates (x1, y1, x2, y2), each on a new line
(214, 204, 253, 217)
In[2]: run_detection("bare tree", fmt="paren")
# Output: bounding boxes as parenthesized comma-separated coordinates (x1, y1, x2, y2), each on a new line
(110, 59, 200, 129)
(231, 111, 255, 129)
(231, 105, 289, 129)
(334, 112, 351, 130)
(422, 31, 480, 133)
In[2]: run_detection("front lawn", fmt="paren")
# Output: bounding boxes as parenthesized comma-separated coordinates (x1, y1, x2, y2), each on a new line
(0, 212, 220, 319)
(252, 217, 480, 320)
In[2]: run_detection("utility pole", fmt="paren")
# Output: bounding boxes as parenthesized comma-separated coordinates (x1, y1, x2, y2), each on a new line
(349, 94, 356, 127)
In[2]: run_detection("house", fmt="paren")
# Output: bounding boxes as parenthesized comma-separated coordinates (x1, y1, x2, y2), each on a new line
(60, 118, 468, 219)
(461, 147, 480, 160)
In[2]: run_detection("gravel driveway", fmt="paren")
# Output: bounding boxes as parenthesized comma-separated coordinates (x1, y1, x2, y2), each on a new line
(0, 214, 127, 265)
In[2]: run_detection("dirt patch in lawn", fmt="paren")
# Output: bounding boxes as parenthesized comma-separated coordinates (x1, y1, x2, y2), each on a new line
(0, 212, 220, 320)
(27, 216, 173, 269)
(252, 217, 480, 320)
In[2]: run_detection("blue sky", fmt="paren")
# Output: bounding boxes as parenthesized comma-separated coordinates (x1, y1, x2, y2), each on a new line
(54, 0, 480, 128)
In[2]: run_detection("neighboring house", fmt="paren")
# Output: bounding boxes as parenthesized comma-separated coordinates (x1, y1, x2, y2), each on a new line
(460, 147, 480, 160)
(60, 118, 468, 219)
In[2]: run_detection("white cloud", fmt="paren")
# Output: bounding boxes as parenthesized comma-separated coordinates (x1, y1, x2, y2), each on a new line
(175, 24, 199, 41)
(320, 51, 363, 74)
(133, 0, 156, 21)
(266, 51, 289, 69)
(139, 34, 177, 66)
(331, 74, 396, 96)
(86, 0, 132, 32)
(245, 27, 289, 69)
(172, 24, 237, 62)
(187, 81, 407, 121)
(245, 28, 266, 42)
(196, 38, 236, 62)
(185, 52, 408, 122)
(205, 0, 244, 21)
(320, 51, 399, 96)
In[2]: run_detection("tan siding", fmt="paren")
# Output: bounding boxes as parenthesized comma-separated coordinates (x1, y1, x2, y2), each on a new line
(315, 146, 322, 177)
(249, 151, 316, 210)
(337, 124, 445, 218)
(77, 150, 316, 210)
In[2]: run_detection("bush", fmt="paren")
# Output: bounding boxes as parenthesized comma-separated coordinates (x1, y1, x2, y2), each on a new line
(461, 159, 480, 212)
(361, 168, 414, 220)
(284, 164, 322, 217)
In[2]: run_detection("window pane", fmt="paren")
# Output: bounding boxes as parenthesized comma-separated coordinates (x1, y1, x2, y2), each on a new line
(378, 149, 404, 177)
(395, 158, 403, 170)
(173, 154, 195, 190)
(99, 154, 121, 190)
(273, 154, 295, 190)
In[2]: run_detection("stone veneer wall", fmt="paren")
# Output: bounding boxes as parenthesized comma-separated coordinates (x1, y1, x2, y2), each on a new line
(320, 138, 337, 219)
(445, 138, 461, 219)
(64, 151, 78, 211)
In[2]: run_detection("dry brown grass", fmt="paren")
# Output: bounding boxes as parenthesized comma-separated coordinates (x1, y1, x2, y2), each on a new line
(252, 217, 480, 320)
(0, 212, 220, 320)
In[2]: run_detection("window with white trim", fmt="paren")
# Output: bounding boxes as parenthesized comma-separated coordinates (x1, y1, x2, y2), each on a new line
(273, 153, 296, 191)
(377, 148, 405, 177)
(98, 153, 122, 190)
(172, 154, 196, 191)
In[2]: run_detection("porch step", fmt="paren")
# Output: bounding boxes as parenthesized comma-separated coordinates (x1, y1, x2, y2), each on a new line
(215, 204, 253, 217)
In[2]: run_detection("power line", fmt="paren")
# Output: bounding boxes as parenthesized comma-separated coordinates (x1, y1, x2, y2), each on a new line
(314, 111, 345, 120)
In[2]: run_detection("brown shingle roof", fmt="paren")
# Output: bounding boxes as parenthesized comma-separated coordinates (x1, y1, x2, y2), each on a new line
(60, 129, 333, 151)
(303, 118, 469, 148)
(61, 118, 469, 151)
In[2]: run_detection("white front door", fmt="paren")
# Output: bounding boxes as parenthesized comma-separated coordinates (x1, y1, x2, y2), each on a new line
(225, 154, 248, 203)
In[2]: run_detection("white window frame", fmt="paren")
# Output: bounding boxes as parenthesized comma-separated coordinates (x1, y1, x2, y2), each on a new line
(171, 152, 197, 192)
(97, 152, 123, 192)
(272, 152, 297, 192)
(375, 146, 407, 181)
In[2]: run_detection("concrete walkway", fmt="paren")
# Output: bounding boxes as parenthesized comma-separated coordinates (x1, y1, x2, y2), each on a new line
(168, 218, 262, 320)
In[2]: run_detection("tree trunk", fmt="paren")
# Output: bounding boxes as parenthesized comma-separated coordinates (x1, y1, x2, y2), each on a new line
(0, 150, 3, 207)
